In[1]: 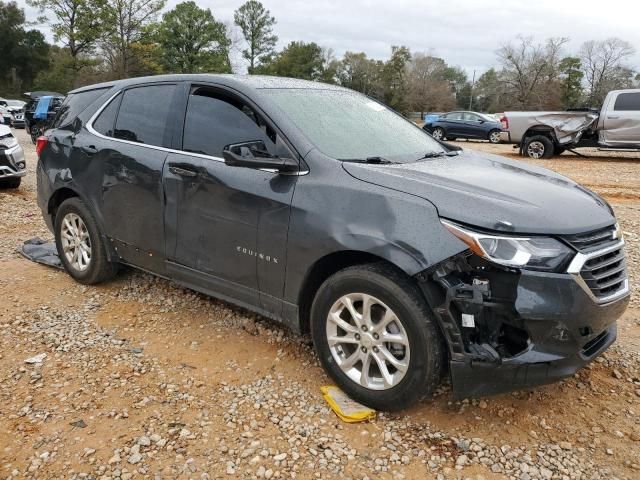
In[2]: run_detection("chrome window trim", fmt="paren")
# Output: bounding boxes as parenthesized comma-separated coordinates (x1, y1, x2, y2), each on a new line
(566, 238, 629, 304)
(86, 90, 308, 176)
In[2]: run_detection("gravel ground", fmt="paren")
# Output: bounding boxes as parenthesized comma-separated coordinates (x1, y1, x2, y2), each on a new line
(0, 130, 639, 479)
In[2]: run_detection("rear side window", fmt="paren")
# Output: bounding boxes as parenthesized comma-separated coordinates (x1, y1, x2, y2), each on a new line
(113, 85, 176, 146)
(182, 90, 275, 158)
(93, 94, 122, 137)
(53, 88, 108, 128)
(613, 92, 640, 111)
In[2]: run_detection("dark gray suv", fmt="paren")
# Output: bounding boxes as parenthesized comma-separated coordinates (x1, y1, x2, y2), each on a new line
(36, 75, 629, 410)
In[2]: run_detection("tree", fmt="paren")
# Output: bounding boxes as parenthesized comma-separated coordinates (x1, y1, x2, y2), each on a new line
(497, 36, 567, 109)
(336, 52, 382, 95)
(406, 53, 455, 115)
(233, 0, 277, 73)
(100, 0, 165, 78)
(0, 1, 50, 94)
(443, 66, 471, 109)
(579, 38, 635, 106)
(27, 0, 105, 78)
(257, 41, 326, 80)
(155, 1, 230, 74)
(380, 46, 411, 113)
(559, 56, 583, 108)
(473, 68, 504, 113)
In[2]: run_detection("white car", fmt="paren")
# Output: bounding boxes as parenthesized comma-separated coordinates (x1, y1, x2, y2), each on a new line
(0, 124, 26, 188)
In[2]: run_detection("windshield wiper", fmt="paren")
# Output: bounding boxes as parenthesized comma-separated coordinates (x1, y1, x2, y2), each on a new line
(341, 156, 395, 164)
(418, 150, 460, 160)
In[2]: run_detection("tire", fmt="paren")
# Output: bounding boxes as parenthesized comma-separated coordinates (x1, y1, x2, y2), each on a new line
(523, 135, 554, 159)
(311, 263, 445, 411)
(0, 177, 21, 189)
(54, 197, 118, 285)
(431, 127, 445, 141)
(30, 125, 42, 144)
(488, 129, 502, 144)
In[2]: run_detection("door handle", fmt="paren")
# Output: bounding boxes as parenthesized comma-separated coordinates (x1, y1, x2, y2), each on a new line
(81, 145, 98, 155)
(169, 165, 198, 177)
(607, 116, 620, 119)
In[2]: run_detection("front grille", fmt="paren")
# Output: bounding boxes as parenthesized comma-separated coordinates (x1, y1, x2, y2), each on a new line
(564, 225, 628, 301)
(580, 249, 627, 299)
(564, 225, 618, 251)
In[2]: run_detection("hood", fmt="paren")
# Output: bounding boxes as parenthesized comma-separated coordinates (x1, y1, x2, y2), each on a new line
(342, 149, 614, 235)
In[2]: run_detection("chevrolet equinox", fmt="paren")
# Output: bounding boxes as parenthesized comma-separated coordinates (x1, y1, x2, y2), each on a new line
(36, 75, 630, 410)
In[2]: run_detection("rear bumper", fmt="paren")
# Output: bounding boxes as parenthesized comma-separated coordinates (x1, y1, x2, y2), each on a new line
(0, 144, 27, 179)
(449, 269, 628, 398)
(499, 131, 512, 143)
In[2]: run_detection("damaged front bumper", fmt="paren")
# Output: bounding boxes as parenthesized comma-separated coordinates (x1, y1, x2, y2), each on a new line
(418, 241, 629, 399)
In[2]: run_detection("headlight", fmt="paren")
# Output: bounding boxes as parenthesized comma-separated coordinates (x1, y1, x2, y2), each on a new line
(0, 133, 18, 149)
(441, 219, 574, 271)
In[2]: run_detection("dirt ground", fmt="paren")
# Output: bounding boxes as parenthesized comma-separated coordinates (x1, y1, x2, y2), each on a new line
(0, 131, 639, 480)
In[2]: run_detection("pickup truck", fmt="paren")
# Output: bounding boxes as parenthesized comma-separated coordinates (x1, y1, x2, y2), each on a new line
(500, 89, 640, 158)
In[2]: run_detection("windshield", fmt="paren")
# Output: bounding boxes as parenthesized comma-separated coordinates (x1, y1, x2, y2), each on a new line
(263, 89, 445, 162)
(6, 100, 24, 107)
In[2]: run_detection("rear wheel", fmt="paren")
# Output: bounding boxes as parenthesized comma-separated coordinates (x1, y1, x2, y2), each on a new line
(488, 129, 501, 144)
(524, 135, 554, 159)
(54, 197, 118, 285)
(311, 263, 444, 411)
(431, 127, 445, 141)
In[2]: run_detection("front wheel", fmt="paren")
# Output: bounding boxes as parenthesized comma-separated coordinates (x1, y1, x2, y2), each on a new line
(54, 197, 118, 285)
(431, 127, 445, 141)
(0, 177, 21, 189)
(311, 263, 445, 411)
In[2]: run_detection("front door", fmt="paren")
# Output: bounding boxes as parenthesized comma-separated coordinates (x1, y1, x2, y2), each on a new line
(600, 91, 640, 146)
(164, 85, 299, 315)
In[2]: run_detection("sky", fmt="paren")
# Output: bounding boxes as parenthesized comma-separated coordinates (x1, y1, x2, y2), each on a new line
(16, 0, 640, 77)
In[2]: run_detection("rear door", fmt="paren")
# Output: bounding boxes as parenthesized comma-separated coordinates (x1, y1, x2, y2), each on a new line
(163, 84, 299, 316)
(443, 112, 465, 136)
(600, 91, 640, 146)
(85, 82, 180, 272)
(461, 113, 484, 138)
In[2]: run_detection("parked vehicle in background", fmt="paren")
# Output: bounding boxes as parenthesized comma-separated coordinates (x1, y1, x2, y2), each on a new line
(423, 111, 503, 143)
(0, 102, 14, 126)
(2, 99, 27, 128)
(23, 91, 65, 138)
(501, 89, 640, 158)
(0, 124, 26, 188)
(36, 75, 628, 411)
(26, 95, 65, 143)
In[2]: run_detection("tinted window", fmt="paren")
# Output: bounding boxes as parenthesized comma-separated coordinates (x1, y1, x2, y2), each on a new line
(447, 112, 463, 120)
(114, 85, 176, 146)
(93, 95, 121, 137)
(614, 92, 640, 111)
(53, 89, 107, 128)
(182, 91, 274, 158)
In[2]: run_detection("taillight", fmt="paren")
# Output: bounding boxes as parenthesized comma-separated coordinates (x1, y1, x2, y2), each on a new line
(35, 136, 48, 157)
(500, 115, 509, 130)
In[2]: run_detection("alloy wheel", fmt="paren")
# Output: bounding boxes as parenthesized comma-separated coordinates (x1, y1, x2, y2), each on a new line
(489, 131, 501, 143)
(432, 129, 444, 140)
(326, 293, 410, 390)
(527, 140, 545, 159)
(60, 213, 92, 272)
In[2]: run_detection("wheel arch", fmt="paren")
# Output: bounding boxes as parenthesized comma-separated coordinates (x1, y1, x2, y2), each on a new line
(296, 250, 416, 335)
(47, 187, 80, 223)
(522, 126, 557, 143)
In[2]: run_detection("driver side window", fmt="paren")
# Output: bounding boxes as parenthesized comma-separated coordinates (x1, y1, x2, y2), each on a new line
(182, 89, 276, 158)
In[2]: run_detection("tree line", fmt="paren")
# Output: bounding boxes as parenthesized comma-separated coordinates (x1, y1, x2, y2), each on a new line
(1, 0, 638, 113)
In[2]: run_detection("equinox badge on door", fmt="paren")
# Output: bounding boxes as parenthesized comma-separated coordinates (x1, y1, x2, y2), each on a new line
(236, 246, 279, 264)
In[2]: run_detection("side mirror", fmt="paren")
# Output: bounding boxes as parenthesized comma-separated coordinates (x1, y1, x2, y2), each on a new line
(478, 119, 485, 124)
(223, 141, 298, 173)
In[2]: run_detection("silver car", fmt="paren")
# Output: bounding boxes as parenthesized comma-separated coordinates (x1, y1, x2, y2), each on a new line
(0, 124, 26, 188)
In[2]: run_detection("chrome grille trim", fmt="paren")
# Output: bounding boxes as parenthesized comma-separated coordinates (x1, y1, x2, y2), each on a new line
(566, 239, 629, 304)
